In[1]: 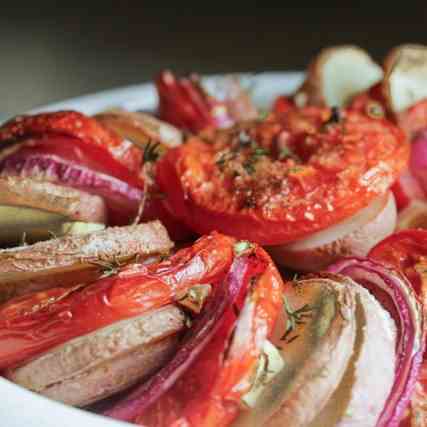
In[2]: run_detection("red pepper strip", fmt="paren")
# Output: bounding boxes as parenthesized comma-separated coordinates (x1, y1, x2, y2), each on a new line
(136, 247, 283, 427)
(0, 232, 235, 369)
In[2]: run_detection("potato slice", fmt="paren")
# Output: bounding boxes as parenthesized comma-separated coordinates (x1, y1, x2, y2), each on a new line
(296, 45, 383, 107)
(383, 44, 427, 113)
(234, 277, 356, 427)
(0, 177, 107, 223)
(309, 275, 396, 427)
(6, 305, 185, 407)
(0, 221, 173, 303)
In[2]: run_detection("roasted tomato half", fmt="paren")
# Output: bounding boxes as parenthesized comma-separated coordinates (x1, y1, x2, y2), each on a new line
(157, 107, 408, 245)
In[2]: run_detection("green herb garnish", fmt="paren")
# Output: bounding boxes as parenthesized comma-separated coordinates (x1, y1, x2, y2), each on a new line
(281, 295, 313, 343)
(143, 141, 161, 163)
(234, 240, 253, 256)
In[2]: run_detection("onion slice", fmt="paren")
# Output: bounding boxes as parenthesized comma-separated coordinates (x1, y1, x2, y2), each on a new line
(103, 253, 257, 422)
(397, 199, 427, 230)
(0, 152, 143, 224)
(391, 169, 425, 211)
(269, 192, 396, 272)
(328, 258, 425, 427)
(410, 130, 427, 195)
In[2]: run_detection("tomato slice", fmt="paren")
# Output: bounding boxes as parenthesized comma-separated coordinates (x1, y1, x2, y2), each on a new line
(0, 111, 142, 172)
(0, 232, 235, 369)
(272, 95, 295, 115)
(137, 247, 284, 427)
(369, 230, 427, 300)
(157, 108, 408, 245)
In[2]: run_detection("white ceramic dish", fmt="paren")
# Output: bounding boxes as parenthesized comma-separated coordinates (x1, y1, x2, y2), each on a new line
(0, 71, 303, 427)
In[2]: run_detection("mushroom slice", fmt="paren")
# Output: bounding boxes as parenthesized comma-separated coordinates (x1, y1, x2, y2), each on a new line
(95, 109, 182, 151)
(234, 276, 356, 427)
(0, 221, 173, 303)
(6, 305, 185, 407)
(296, 45, 383, 108)
(383, 44, 427, 113)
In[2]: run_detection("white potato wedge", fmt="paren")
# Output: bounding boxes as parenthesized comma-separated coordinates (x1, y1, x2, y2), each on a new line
(383, 44, 427, 113)
(296, 45, 383, 108)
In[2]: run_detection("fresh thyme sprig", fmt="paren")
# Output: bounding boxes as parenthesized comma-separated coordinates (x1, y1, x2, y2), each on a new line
(133, 141, 162, 225)
(143, 141, 161, 163)
(281, 295, 314, 343)
(90, 256, 129, 278)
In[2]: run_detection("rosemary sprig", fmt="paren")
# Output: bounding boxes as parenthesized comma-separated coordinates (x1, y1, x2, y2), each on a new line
(281, 295, 313, 343)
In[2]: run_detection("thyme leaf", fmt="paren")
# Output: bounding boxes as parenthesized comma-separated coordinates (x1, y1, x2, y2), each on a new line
(281, 295, 314, 343)
(143, 141, 161, 163)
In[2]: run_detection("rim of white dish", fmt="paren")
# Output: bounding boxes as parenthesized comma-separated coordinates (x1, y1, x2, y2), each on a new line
(0, 71, 304, 427)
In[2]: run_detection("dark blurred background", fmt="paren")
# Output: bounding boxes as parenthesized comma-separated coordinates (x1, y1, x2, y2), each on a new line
(1, 2, 427, 118)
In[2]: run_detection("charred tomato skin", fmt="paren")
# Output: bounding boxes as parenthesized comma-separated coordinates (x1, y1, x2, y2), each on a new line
(157, 107, 408, 245)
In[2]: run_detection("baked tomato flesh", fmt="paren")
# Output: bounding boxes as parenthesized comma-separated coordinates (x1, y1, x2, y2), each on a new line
(157, 107, 408, 245)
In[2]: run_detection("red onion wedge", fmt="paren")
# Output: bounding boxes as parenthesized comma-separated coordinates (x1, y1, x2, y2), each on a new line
(410, 130, 427, 194)
(103, 253, 258, 422)
(391, 169, 425, 211)
(397, 199, 427, 230)
(328, 258, 425, 427)
(0, 152, 143, 225)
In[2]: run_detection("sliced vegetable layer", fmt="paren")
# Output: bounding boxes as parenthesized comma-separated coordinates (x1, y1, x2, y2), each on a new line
(0, 232, 235, 369)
